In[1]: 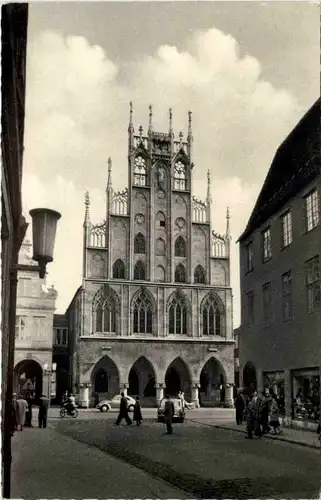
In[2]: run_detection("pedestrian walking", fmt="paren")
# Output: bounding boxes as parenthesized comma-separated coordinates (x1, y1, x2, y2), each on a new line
(11, 393, 18, 434)
(269, 395, 282, 434)
(252, 390, 263, 438)
(25, 393, 33, 427)
(163, 394, 174, 435)
(260, 388, 272, 434)
(133, 396, 143, 426)
(38, 394, 49, 428)
(115, 392, 132, 426)
(245, 395, 255, 439)
(246, 391, 262, 439)
(235, 390, 245, 425)
(16, 394, 28, 430)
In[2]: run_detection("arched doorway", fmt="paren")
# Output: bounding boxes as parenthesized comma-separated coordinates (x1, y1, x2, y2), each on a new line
(199, 357, 226, 407)
(91, 356, 119, 401)
(165, 357, 191, 399)
(14, 360, 43, 400)
(243, 362, 257, 395)
(128, 357, 156, 402)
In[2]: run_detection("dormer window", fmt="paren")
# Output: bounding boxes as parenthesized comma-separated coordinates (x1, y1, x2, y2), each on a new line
(134, 156, 147, 186)
(174, 161, 186, 190)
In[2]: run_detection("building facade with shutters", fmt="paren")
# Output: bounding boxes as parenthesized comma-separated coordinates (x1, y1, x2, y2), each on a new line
(14, 240, 58, 400)
(238, 100, 320, 427)
(67, 105, 235, 408)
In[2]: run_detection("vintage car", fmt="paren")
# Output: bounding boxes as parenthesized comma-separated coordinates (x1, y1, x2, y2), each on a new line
(96, 394, 136, 412)
(157, 398, 186, 423)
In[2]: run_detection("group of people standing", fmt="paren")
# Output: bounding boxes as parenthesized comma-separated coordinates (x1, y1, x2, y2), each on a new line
(11, 392, 49, 433)
(234, 388, 282, 439)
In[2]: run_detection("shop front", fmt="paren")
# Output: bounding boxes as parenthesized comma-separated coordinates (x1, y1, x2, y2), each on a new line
(291, 368, 320, 423)
(263, 371, 285, 415)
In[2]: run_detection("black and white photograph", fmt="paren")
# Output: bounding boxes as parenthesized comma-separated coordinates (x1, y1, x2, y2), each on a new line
(1, 1, 320, 499)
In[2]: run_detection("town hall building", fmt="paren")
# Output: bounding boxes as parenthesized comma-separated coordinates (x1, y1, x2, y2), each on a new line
(66, 104, 235, 408)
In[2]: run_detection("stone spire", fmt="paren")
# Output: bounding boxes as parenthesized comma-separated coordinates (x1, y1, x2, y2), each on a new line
(148, 105, 153, 135)
(226, 206, 231, 238)
(169, 108, 174, 137)
(187, 110, 193, 159)
(206, 170, 212, 205)
(128, 101, 134, 153)
(107, 157, 113, 190)
(84, 191, 90, 226)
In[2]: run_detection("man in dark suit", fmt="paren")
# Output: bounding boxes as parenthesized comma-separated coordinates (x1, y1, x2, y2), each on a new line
(115, 392, 132, 426)
(164, 394, 175, 435)
(38, 394, 49, 428)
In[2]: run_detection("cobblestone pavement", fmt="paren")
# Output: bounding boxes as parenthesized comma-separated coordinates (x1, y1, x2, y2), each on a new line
(53, 416, 320, 499)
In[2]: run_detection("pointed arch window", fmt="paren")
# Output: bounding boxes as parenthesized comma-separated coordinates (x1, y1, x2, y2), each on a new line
(175, 264, 186, 283)
(134, 233, 146, 254)
(134, 260, 146, 280)
(175, 236, 186, 257)
(174, 161, 187, 190)
(202, 295, 223, 336)
(194, 265, 206, 284)
(92, 286, 118, 334)
(134, 156, 147, 186)
(113, 259, 125, 279)
(156, 238, 166, 256)
(169, 294, 187, 334)
(133, 290, 153, 334)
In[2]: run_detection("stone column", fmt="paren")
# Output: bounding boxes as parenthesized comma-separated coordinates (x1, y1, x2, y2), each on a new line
(191, 382, 200, 408)
(120, 383, 129, 396)
(155, 383, 165, 405)
(225, 384, 234, 408)
(284, 369, 292, 427)
(79, 383, 91, 408)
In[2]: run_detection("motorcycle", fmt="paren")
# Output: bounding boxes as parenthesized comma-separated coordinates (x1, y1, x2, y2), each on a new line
(59, 403, 78, 418)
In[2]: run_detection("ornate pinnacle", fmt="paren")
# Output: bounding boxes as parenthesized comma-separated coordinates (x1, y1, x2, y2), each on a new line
(84, 191, 90, 225)
(148, 104, 153, 134)
(179, 131, 183, 143)
(139, 125, 143, 137)
(107, 157, 112, 189)
(206, 170, 212, 205)
(226, 206, 231, 237)
(169, 108, 173, 136)
(128, 101, 134, 133)
(188, 110, 193, 139)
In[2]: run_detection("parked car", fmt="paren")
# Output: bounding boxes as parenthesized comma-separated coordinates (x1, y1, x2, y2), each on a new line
(157, 398, 186, 423)
(96, 394, 136, 413)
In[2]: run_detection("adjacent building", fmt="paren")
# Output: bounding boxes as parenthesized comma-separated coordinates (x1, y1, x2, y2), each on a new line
(53, 314, 70, 403)
(66, 105, 235, 408)
(14, 240, 58, 400)
(238, 100, 320, 426)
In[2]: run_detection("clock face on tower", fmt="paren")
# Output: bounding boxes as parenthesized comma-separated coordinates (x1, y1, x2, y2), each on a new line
(135, 213, 145, 224)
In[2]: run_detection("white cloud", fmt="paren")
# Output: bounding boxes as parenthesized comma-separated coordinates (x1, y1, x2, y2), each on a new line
(23, 25, 306, 326)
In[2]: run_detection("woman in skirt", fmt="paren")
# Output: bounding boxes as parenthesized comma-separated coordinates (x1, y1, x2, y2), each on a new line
(269, 395, 282, 434)
(133, 396, 143, 426)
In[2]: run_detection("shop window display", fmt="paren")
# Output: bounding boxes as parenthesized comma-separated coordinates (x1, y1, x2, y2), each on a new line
(292, 374, 320, 422)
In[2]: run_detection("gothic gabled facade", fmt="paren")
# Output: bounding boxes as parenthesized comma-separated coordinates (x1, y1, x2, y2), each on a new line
(67, 104, 235, 408)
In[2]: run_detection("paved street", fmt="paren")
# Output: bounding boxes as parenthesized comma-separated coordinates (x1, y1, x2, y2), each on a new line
(12, 408, 320, 499)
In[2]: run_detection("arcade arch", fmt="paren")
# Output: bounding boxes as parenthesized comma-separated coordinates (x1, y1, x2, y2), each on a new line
(14, 359, 43, 400)
(91, 356, 119, 399)
(128, 357, 156, 399)
(165, 357, 191, 400)
(199, 357, 226, 406)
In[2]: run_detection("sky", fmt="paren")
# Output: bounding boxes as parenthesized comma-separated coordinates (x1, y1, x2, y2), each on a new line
(22, 1, 320, 327)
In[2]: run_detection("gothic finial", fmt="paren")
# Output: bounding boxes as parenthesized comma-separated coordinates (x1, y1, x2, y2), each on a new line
(226, 206, 231, 236)
(148, 105, 153, 134)
(84, 191, 90, 225)
(206, 169, 212, 205)
(139, 125, 143, 138)
(179, 131, 183, 143)
(169, 108, 173, 136)
(188, 111, 192, 136)
(128, 101, 134, 133)
(107, 157, 112, 189)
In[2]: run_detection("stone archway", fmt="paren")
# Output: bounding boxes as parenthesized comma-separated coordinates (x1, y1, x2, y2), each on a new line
(199, 357, 226, 407)
(14, 359, 43, 400)
(165, 357, 191, 399)
(91, 356, 120, 400)
(243, 361, 257, 395)
(128, 357, 156, 402)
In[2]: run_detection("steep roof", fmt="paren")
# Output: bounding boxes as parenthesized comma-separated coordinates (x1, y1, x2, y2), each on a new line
(239, 99, 320, 242)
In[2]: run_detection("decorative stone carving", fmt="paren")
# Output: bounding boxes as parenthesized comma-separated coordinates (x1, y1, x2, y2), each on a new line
(135, 213, 145, 224)
(175, 217, 185, 229)
(157, 189, 165, 200)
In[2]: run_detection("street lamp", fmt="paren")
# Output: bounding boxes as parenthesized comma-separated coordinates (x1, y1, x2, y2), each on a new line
(43, 362, 57, 411)
(3, 208, 61, 499)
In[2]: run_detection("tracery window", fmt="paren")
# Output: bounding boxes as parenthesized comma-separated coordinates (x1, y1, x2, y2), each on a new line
(134, 233, 146, 254)
(92, 286, 118, 333)
(134, 156, 147, 186)
(132, 290, 153, 334)
(112, 259, 125, 279)
(174, 161, 187, 190)
(175, 236, 186, 257)
(175, 263, 186, 283)
(134, 260, 146, 280)
(202, 295, 222, 336)
(168, 294, 187, 335)
(194, 265, 206, 284)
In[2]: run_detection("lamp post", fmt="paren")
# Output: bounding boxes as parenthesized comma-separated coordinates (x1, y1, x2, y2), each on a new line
(43, 362, 57, 411)
(3, 208, 61, 499)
